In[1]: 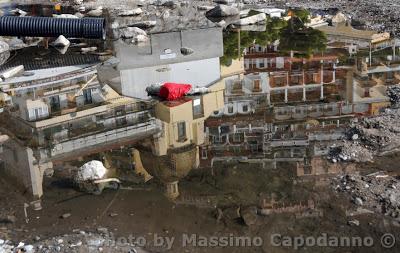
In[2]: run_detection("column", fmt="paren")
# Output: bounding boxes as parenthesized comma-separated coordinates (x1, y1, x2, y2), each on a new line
(284, 88, 288, 103)
(320, 85, 324, 100)
(333, 63, 336, 83)
(286, 72, 289, 86)
(302, 87, 306, 101)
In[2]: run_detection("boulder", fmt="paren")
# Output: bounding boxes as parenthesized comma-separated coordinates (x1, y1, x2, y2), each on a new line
(206, 5, 239, 17)
(75, 160, 106, 181)
(86, 7, 103, 17)
(120, 27, 147, 39)
(240, 206, 258, 226)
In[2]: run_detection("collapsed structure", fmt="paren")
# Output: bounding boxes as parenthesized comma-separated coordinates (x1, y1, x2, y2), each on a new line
(0, 27, 226, 202)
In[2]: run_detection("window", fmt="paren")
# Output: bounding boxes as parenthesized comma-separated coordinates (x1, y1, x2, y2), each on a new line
(49, 95, 60, 111)
(193, 98, 203, 118)
(201, 149, 208, 159)
(253, 80, 261, 91)
(83, 89, 93, 105)
(243, 105, 248, 112)
(177, 121, 186, 142)
(228, 106, 234, 114)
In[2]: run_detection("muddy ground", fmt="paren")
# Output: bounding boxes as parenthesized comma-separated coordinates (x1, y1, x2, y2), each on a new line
(2, 153, 400, 252)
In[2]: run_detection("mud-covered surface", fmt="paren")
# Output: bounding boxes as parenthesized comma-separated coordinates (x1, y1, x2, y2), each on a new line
(2, 155, 400, 252)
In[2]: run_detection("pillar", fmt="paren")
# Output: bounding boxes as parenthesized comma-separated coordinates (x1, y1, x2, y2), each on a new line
(320, 85, 324, 100)
(333, 64, 336, 83)
(302, 87, 306, 101)
(284, 88, 288, 103)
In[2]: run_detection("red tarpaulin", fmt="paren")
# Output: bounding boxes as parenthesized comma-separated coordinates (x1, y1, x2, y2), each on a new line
(159, 82, 192, 101)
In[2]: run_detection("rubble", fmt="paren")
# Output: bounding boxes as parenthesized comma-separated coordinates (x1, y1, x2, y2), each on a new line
(387, 85, 400, 108)
(329, 107, 400, 162)
(0, 230, 143, 253)
(328, 141, 373, 163)
(333, 173, 400, 219)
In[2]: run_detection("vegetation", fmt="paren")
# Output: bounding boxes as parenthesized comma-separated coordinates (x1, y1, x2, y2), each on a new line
(221, 9, 327, 66)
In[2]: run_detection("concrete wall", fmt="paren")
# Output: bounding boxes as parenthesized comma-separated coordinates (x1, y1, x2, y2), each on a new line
(0, 138, 44, 199)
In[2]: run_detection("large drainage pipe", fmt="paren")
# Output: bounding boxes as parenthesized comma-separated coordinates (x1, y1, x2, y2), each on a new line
(0, 16, 106, 39)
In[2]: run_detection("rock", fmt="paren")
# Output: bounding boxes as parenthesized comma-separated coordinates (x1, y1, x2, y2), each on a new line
(34, 236, 40, 241)
(120, 27, 147, 39)
(109, 213, 118, 217)
(73, 0, 84, 4)
(348, 219, 360, 226)
(206, 5, 239, 17)
(60, 213, 71, 219)
(354, 197, 363, 206)
(24, 245, 34, 252)
(87, 7, 103, 17)
(0, 41, 9, 55)
(240, 206, 258, 226)
(52, 35, 70, 47)
(117, 8, 143, 16)
(162, 10, 170, 20)
(127, 21, 157, 29)
(0, 239, 4, 244)
(97, 227, 108, 233)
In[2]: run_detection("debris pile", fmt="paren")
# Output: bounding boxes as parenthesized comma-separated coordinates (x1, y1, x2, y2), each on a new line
(328, 141, 373, 163)
(387, 85, 400, 108)
(329, 108, 400, 162)
(0, 229, 143, 253)
(333, 173, 400, 219)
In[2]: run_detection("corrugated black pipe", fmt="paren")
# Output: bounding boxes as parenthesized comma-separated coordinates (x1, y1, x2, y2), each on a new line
(0, 16, 106, 39)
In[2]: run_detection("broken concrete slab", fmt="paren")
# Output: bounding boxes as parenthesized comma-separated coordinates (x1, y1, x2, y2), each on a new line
(206, 5, 239, 17)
